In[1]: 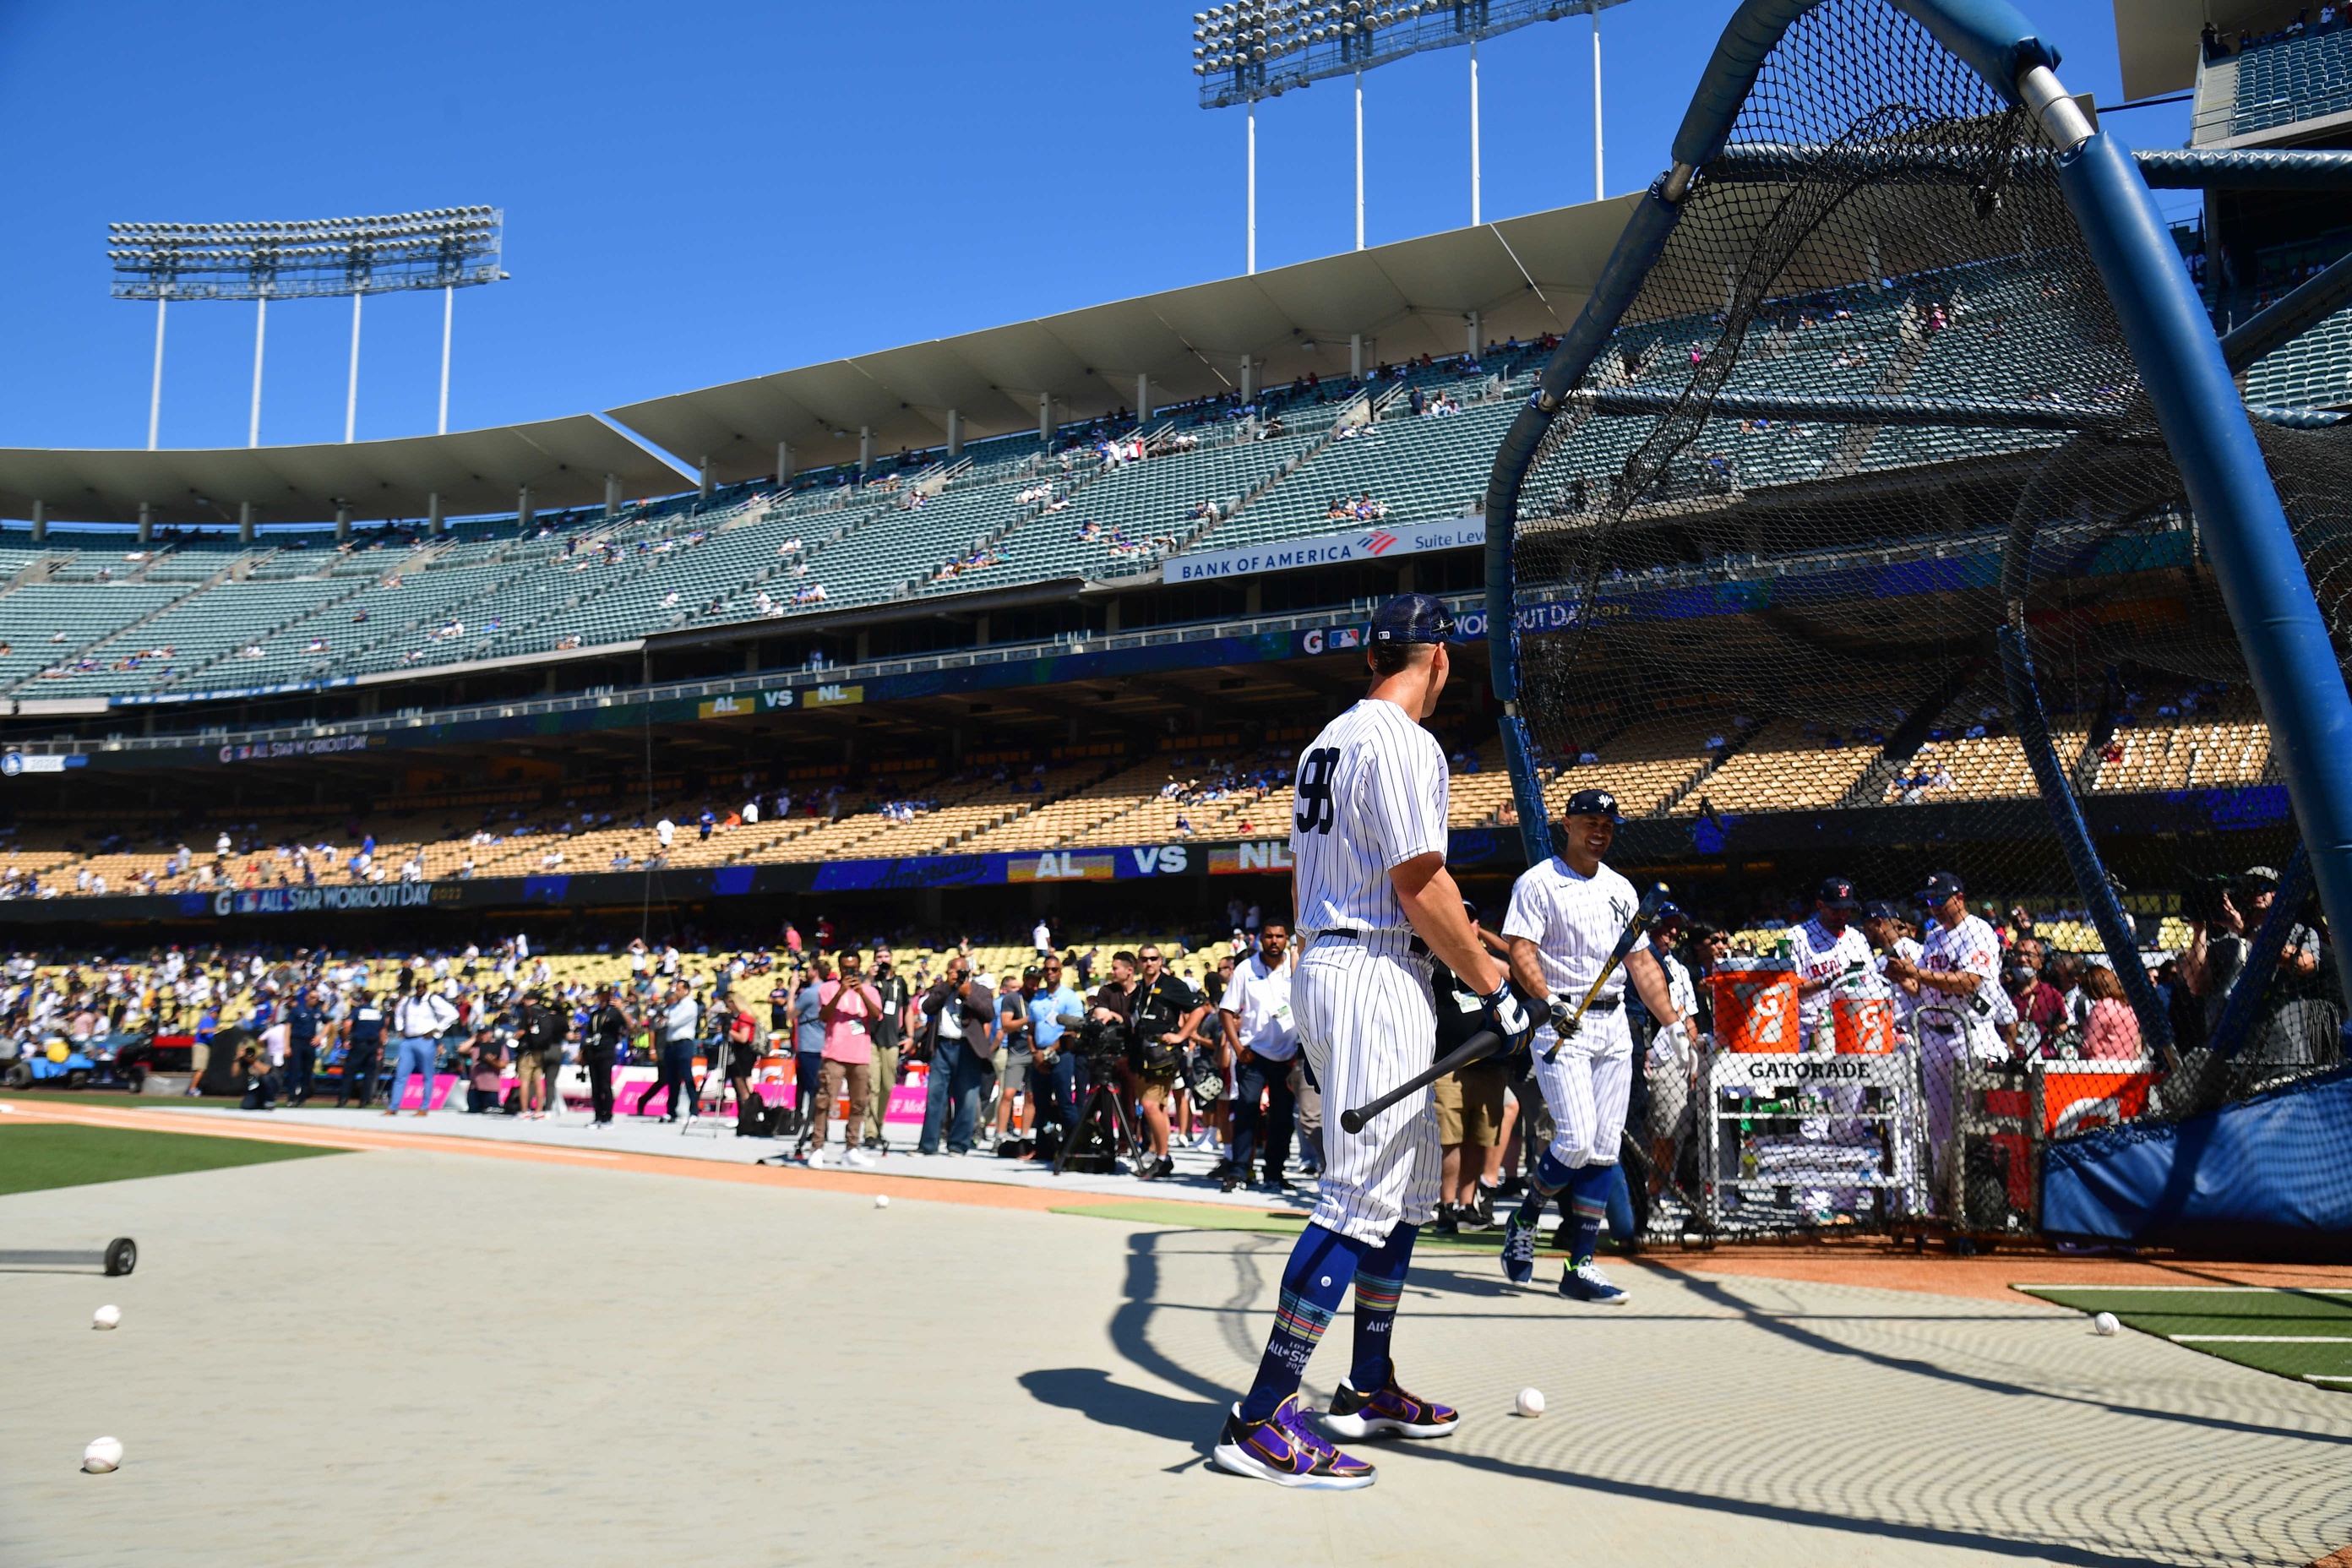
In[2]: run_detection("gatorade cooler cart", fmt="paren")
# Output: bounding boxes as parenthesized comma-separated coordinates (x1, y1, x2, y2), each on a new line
(1699, 960, 1925, 1234)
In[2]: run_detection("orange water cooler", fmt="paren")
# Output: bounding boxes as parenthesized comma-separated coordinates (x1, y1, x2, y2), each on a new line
(1830, 996, 1896, 1054)
(1709, 961, 1799, 1052)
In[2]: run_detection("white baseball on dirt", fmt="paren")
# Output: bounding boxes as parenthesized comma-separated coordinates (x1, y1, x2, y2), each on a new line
(873, 1194, 890, 1209)
(83, 1436, 122, 1473)
(1516, 1386, 1545, 1418)
(2092, 1311, 2120, 1337)
(92, 1304, 120, 1331)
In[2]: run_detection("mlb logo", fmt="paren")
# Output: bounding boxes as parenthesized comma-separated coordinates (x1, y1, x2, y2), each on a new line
(1331, 628, 1362, 651)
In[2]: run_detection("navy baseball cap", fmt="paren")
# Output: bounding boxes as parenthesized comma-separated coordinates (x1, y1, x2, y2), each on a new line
(1816, 876, 1860, 911)
(1916, 871, 1966, 903)
(1560, 787, 1620, 819)
(1861, 899, 1904, 921)
(1369, 592, 1457, 646)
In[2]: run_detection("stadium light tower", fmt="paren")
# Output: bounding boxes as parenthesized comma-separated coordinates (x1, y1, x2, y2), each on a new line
(1192, 0, 1628, 269)
(108, 208, 504, 449)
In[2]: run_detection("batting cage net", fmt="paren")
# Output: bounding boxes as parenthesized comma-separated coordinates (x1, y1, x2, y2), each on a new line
(1495, 0, 2350, 1250)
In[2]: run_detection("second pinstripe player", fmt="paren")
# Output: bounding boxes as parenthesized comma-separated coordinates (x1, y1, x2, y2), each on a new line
(1499, 788, 1694, 1304)
(1210, 592, 1533, 1491)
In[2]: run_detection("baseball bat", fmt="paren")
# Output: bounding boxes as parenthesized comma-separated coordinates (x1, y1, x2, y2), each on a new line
(1540, 882, 1671, 1064)
(1337, 1027, 1505, 1135)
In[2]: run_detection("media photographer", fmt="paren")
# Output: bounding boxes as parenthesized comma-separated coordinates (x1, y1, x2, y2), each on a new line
(863, 955, 911, 1153)
(1089, 945, 1206, 1181)
(514, 986, 567, 1120)
(917, 954, 993, 1156)
(2182, 863, 2340, 1068)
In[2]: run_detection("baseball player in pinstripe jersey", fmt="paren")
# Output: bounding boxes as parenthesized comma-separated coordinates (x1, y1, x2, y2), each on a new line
(1210, 593, 1535, 1492)
(1497, 789, 1695, 1303)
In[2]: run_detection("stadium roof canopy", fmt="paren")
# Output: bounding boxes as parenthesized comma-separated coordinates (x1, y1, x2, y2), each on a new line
(608, 197, 1643, 482)
(2110, 0, 2289, 99)
(0, 416, 691, 528)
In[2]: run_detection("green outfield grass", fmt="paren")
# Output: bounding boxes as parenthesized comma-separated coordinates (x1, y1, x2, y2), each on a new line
(0, 1123, 341, 1196)
(2017, 1284, 2352, 1391)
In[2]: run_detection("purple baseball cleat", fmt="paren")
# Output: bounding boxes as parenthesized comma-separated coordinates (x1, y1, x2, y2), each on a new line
(1320, 1374, 1461, 1440)
(1211, 1394, 1377, 1489)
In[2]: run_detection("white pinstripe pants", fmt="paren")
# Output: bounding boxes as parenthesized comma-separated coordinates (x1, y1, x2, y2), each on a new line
(1295, 932, 1441, 1244)
(1531, 1012, 1633, 1169)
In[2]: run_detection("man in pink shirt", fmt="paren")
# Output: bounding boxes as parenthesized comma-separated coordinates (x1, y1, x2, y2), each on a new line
(812, 951, 884, 1169)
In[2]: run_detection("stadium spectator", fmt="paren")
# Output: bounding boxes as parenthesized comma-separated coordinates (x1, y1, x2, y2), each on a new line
(581, 983, 630, 1129)
(335, 990, 385, 1107)
(1024, 954, 1083, 1146)
(2080, 966, 2142, 1059)
(791, 962, 828, 1141)
(1220, 923, 1298, 1195)
(635, 979, 700, 1123)
(388, 977, 456, 1117)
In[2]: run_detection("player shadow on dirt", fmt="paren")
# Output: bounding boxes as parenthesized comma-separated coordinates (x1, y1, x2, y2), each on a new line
(1018, 1368, 1219, 1450)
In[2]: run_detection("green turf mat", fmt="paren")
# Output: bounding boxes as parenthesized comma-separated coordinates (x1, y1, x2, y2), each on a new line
(2016, 1284, 2352, 1390)
(0, 1124, 340, 1196)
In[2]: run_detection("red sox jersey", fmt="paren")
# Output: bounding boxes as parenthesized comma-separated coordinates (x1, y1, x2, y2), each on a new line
(1917, 913, 2001, 1046)
(1787, 916, 1873, 1043)
(1291, 700, 1449, 935)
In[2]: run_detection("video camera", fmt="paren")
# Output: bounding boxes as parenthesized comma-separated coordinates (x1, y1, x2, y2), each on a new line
(1060, 1010, 1132, 1070)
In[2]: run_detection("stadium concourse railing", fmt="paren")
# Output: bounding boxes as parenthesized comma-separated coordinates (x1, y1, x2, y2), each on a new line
(0, 594, 1479, 760)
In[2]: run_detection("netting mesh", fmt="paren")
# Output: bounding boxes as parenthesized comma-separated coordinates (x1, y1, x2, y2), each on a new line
(1502, 0, 2349, 1243)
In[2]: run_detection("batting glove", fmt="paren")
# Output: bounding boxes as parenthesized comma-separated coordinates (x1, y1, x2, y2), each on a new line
(1480, 982, 1536, 1049)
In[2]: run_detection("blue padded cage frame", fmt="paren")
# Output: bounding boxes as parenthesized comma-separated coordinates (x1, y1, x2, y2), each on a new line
(1482, 0, 2352, 1015)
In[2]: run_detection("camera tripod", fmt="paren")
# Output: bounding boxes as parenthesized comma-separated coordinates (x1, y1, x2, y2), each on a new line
(1053, 1065, 1142, 1175)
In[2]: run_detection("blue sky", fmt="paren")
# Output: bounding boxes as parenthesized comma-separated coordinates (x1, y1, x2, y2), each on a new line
(0, 0, 2180, 456)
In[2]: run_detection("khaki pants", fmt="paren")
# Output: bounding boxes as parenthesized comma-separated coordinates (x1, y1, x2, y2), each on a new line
(1288, 1057, 1323, 1169)
(865, 1043, 899, 1144)
(818, 1059, 873, 1149)
(516, 1051, 545, 1107)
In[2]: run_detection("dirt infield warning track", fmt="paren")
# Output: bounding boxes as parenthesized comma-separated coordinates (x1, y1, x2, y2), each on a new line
(10, 1099, 2348, 1308)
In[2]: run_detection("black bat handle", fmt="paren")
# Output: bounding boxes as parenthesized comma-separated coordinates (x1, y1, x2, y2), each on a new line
(1337, 1028, 1505, 1135)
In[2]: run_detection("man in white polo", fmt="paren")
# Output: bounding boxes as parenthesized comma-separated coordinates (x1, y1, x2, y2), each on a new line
(1219, 921, 1298, 1194)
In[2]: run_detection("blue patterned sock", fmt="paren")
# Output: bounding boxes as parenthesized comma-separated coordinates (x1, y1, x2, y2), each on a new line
(1514, 1150, 1576, 1228)
(1347, 1221, 1419, 1392)
(1605, 1163, 1636, 1242)
(1239, 1222, 1369, 1422)
(1565, 1163, 1615, 1266)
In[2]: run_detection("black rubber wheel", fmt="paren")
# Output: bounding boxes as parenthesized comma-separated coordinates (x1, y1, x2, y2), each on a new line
(65, 1069, 90, 1091)
(103, 1238, 136, 1277)
(2, 1062, 29, 1090)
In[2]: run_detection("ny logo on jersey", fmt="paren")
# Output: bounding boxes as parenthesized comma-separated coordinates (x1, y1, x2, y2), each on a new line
(1609, 896, 1633, 928)
(1294, 748, 1339, 835)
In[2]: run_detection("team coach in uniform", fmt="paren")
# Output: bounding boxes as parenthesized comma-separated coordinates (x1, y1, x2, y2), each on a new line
(1211, 593, 1534, 1491)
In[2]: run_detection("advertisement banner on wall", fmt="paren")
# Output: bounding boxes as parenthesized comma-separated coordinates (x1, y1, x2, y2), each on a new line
(1169, 515, 1485, 585)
